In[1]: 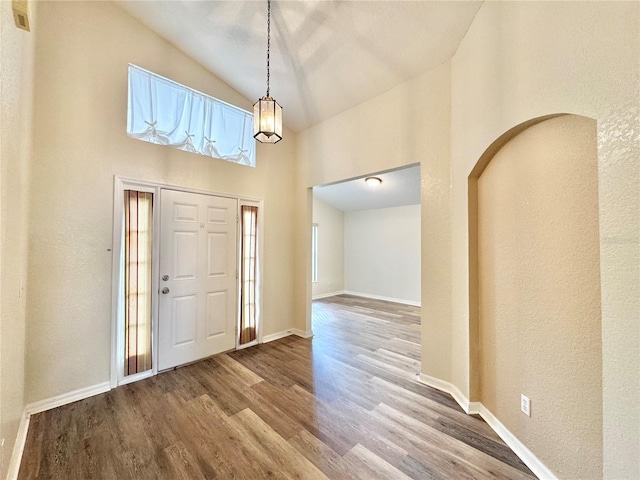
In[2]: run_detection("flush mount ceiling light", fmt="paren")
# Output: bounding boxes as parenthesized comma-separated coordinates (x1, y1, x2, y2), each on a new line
(253, 0, 283, 144)
(365, 177, 382, 187)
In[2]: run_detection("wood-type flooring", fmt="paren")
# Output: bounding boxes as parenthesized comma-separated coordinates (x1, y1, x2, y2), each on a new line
(19, 294, 535, 479)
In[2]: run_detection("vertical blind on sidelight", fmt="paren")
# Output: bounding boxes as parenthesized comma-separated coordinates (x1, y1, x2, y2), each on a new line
(240, 205, 259, 345)
(124, 190, 153, 375)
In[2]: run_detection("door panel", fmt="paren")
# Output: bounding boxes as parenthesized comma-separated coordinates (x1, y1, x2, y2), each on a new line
(159, 189, 237, 370)
(174, 232, 197, 279)
(208, 233, 229, 276)
(173, 295, 197, 346)
(206, 291, 227, 338)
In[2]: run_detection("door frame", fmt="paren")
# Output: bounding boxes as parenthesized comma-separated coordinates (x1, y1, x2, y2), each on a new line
(110, 176, 264, 388)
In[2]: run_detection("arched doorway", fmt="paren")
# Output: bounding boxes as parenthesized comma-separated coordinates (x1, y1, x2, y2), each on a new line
(468, 114, 602, 478)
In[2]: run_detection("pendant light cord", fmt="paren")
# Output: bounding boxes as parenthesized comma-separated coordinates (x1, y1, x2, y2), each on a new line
(266, 0, 271, 97)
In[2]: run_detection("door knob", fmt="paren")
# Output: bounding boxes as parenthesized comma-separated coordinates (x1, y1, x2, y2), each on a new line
(161, 287, 170, 294)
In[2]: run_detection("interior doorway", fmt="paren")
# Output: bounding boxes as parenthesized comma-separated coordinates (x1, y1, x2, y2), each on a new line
(311, 164, 421, 305)
(309, 164, 422, 376)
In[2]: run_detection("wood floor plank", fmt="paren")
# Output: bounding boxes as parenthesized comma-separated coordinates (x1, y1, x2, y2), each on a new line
(228, 408, 328, 480)
(287, 429, 360, 480)
(162, 441, 207, 480)
(371, 402, 536, 480)
(208, 353, 264, 386)
(342, 444, 412, 480)
(18, 294, 535, 480)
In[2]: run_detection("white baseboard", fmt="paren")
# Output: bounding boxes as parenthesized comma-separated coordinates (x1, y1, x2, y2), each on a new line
(7, 411, 30, 480)
(343, 290, 421, 307)
(7, 381, 112, 479)
(262, 328, 314, 343)
(417, 373, 557, 480)
(418, 373, 473, 413)
(262, 330, 293, 343)
(291, 328, 313, 338)
(477, 404, 557, 480)
(312, 290, 345, 300)
(25, 382, 112, 416)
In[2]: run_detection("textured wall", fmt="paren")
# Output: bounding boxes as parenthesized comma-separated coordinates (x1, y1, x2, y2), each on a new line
(312, 196, 344, 297)
(25, 1, 297, 405)
(344, 205, 421, 304)
(478, 115, 602, 478)
(0, 3, 34, 476)
(451, 3, 639, 475)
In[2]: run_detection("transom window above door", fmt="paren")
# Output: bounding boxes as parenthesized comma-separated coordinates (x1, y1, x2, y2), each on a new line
(127, 64, 256, 167)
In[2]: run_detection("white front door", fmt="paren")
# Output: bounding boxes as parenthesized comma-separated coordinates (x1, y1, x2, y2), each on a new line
(158, 189, 238, 371)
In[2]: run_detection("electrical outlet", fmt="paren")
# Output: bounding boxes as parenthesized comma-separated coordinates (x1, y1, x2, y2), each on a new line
(521, 394, 531, 417)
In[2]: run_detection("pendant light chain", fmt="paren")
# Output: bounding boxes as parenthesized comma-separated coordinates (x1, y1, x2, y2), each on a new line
(253, 0, 282, 143)
(266, 0, 271, 97)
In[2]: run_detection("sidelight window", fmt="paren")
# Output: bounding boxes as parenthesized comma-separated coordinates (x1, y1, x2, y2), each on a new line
(239, 205, 259, 345)
(123, 190, 153, 375)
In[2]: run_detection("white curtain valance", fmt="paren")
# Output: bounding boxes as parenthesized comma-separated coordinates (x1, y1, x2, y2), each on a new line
(127, 64, 256, 167)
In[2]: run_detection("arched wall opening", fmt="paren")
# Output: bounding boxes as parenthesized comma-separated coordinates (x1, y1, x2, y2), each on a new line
(467, 114, 602, 478)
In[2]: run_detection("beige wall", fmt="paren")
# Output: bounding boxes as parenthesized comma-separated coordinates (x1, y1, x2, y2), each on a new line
(312, 196, 344, 298)
(344, 204, 420, 304)
(451, 2, 639, 476)
(2, 0, 637, 476)
(478, 115, 602, 478)
(24, 1, 297, 404)
(0, 2, 34, 476)
(297, 62, 452, 378)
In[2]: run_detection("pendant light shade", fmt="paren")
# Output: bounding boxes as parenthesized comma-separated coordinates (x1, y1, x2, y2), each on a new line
(254, 0, 283, 144)
(253, 96, 282, 143)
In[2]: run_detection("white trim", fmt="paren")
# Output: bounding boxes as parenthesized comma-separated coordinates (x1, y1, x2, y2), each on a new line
(111, 176, 265, 388)
(117, 369, 154, 387)
(343, 290, 421, 307)
(111, 178, 161, 388)
(291, 328, 313, 338)
(312, 290, 346, 300)
(7, 382, 112, 478)
(115, 176, 262, 204)
(262, 330, 293, 343)
(477, 404, 558, 480)
(262, 329, 314, 344)
(25, 382, 112, 416)
(236, 339, 259, 350)
(467, 401, 483, 416)
(417, 374, 557, 480)
(418, 373, 472, 413)
(7, 411, 30, 480)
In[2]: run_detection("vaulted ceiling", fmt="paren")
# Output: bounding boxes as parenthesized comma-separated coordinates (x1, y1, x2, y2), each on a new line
(115, 0, 481, 132)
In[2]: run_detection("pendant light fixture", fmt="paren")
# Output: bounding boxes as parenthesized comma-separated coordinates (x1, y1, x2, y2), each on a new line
(254, 0, 283, 144)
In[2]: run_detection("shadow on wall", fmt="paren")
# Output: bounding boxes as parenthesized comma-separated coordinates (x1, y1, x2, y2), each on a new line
(468, 114, 602, 479)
